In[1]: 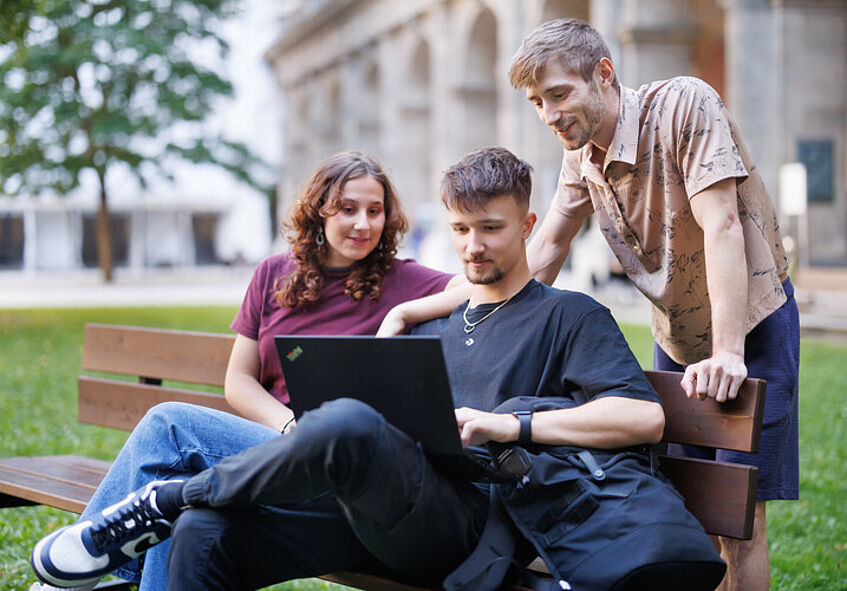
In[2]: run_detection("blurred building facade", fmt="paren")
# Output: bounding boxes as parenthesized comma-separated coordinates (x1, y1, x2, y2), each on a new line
(266, 0, 847, 271)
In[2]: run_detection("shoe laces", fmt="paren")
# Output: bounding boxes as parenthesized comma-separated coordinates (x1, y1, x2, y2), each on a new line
(90, 496, 162, 552)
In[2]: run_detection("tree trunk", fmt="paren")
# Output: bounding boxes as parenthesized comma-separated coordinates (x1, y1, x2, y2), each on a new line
(95, 168, 113, 282)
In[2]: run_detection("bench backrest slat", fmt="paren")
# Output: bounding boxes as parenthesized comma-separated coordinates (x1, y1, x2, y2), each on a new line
(646, 370, 765, 453)
(658, 456, 757, 539)
(78, 376, 241, 431)
(82, 324, 234, 387)
(79, 326, 766, 454)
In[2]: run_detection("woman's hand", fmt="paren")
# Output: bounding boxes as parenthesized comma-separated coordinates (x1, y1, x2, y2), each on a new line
(376, 306, 408, 337)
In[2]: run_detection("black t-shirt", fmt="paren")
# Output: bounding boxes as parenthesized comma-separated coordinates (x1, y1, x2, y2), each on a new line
(413, 280, 659, 412)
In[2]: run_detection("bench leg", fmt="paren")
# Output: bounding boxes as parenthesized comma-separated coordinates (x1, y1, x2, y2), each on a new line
(0, 492, 39, 508)
(94, 581, 135, 590)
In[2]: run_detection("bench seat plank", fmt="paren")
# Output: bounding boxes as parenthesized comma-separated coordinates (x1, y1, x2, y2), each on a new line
(0, 456, 109, 513)
(322, 572, 441, 591)
(0, 456, 110, 488)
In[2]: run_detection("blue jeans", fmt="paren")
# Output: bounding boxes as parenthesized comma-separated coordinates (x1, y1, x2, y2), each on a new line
(80, 401, 279, 589)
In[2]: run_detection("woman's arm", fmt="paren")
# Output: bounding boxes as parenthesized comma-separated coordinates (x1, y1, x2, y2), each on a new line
(376, 275, 471, 336)
(224, 334, 294, 432)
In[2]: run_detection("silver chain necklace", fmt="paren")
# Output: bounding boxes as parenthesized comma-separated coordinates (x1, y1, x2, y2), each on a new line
(462, 295, 514, 334)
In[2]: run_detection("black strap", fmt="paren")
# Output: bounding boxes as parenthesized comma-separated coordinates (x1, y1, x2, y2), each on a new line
(443, 489, 515, 591)
(443, 483, 574, 591)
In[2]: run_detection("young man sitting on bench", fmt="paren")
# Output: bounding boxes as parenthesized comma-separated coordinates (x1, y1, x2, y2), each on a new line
(31, 147, 723, 591)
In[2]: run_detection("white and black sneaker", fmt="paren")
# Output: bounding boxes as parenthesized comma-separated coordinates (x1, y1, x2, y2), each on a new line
(30, 480, 178, 588)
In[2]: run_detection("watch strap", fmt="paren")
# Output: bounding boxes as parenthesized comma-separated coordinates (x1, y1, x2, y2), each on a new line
(513, 411, 532, 445)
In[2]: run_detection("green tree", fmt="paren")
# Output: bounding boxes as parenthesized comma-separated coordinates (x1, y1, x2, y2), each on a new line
(0, 0, 269, 280)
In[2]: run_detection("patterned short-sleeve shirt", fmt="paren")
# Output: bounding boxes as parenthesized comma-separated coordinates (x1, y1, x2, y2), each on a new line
(553, 77, 789, 365)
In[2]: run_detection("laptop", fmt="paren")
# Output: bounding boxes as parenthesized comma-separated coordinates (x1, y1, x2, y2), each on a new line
(274, 335, 519, 482)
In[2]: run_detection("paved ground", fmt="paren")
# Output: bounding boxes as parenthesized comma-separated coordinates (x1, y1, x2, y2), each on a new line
(0, 266, 254, 309)
(575, 266, 847, 340)
(1, 264, 845, 340)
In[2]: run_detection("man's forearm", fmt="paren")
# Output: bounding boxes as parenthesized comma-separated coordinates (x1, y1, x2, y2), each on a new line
(455, 397, 664, 449)
(689, 178, 748, 357)
(531, 397, 665, 448)
(705, 226, 747, 356)
(526, 207, 585, 285)
(527, 232, 571, 285)
(698, 197, 748, 356)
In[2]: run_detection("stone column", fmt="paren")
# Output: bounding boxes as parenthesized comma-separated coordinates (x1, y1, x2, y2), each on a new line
(591, 0, 623, 67)
(721, 0, 779, 198)
(128, 210, 145, 273)
(618, 0, 696, 87)
(377, 33, 405, 182)
(340, 57, 363, 152)
(426, 3, 463, 179)
(497, 0, 529, 154)
(22, 206, 37, 275)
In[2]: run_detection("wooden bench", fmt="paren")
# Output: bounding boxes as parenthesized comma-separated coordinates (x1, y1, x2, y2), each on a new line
(0, 323, 766, 591)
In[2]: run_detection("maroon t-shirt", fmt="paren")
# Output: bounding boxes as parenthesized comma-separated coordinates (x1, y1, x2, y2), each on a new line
(231, 253, 453, 403)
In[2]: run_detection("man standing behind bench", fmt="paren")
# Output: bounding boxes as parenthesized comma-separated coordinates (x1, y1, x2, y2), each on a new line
(32, 148, 722, 591)
(504, 19, 800, 591)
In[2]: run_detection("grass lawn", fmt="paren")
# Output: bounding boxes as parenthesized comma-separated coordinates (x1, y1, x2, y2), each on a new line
(0, 308, 844, 589)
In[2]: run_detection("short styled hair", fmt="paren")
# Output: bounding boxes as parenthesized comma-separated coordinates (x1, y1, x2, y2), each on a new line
(440, 147, 533, 212)
(508, 18, 618, 90)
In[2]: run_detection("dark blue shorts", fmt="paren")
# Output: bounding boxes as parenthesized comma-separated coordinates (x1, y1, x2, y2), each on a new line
(653, 278, 800, 502)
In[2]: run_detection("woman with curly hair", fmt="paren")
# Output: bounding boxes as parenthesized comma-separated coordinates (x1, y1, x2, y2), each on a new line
(226, 150, 458, 432)
(30, 151, 457, 591)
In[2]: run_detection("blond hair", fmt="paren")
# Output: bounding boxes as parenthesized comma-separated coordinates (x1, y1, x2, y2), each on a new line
(508, 18, 618, 90)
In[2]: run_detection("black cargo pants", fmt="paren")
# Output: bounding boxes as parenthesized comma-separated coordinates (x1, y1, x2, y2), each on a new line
(166, 398, 487, 590)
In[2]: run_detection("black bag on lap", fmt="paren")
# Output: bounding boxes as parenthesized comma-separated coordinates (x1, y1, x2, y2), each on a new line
(446, 446, 726, 591)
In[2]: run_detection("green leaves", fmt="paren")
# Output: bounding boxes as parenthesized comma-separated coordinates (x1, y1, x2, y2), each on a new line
(0, 0, 269, 197)
(0, 0, 271, 279)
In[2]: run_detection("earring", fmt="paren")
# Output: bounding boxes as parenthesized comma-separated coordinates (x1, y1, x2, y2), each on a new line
(315, 227, 325, 246)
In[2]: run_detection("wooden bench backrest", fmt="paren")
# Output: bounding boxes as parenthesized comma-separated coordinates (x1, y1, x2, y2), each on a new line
(78, 323, 765, 539)
(79, 324, 239, 430)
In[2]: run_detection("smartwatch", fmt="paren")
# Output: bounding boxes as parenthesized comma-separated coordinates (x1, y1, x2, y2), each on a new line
(512, 410, 533, 445)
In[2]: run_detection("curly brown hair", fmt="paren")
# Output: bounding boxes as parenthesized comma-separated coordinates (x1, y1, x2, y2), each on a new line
(275, 151, 409, 308)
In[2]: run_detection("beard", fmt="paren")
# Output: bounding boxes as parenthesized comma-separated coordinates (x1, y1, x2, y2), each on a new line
(464, 261, 504, 285)
(558, 81, 605, 150)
